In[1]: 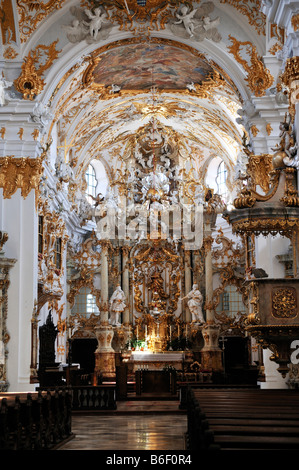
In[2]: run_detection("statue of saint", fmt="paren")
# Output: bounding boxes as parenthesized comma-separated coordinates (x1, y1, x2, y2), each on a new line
(181, 284, 204, 323)
(109, 285, 126, 326)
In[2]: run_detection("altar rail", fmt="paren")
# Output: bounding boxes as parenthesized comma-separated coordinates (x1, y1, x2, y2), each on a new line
(71, 385, 117, 411)
(0, 389, 72, 450)
(186, 388, 299, 450)
(37, 385, 117, 411)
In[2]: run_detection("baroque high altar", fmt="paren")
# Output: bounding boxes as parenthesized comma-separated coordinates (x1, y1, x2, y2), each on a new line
(67, 122, 225, 378)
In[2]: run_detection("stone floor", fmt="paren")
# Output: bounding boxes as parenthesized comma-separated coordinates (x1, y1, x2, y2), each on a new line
(58, 399, 187, 451)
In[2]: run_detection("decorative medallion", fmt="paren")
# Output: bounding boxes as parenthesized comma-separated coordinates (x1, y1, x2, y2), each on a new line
(272, 287, 297, 318)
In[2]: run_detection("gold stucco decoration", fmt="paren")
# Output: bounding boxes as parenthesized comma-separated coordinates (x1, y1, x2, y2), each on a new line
(16, 0, 67, 42)
(272, 287, 297, 319)
(228, 36, 274, 96)
(0, 156, 43, 199)
(14, 40, 61, 100)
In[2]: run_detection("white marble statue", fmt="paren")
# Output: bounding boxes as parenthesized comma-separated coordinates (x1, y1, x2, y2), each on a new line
(203, 15, 220, 31)
(31, 101, 53, 133)
(181, 284, 204, 323)
(55, 148, 74, 183)
(109, 285, 126, 326)
(174, 6, 198, 37)
(84, 7, 108, 39)
(0, 76, 12, 106)
(172, 3, 221, 42)
(62, 19, 86, 43)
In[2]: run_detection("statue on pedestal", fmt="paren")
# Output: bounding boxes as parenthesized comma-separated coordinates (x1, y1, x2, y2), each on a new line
(109, 285, 126, 326)
(181, 284, 204, 323)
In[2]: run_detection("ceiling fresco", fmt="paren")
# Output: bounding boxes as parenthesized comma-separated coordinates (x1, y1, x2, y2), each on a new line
(52, 34, 243, 167)
(92, 42, 216, 91)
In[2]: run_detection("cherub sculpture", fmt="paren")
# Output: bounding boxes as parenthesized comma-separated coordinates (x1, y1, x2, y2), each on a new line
(84, 7, 108, 39)
(174, 6, 198, 37)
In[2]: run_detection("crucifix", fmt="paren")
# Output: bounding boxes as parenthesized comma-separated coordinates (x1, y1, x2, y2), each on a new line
(57, 138, 74, 163)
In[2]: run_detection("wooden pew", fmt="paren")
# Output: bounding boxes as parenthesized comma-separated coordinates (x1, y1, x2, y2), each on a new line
(186, 388, 299, 450)
(0, 389, 72, 450)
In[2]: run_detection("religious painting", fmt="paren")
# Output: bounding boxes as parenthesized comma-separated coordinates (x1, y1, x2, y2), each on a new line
(91, 42, 215, 91)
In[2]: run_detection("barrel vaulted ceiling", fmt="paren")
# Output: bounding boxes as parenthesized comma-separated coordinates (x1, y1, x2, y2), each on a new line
(0, 1, 279, 184)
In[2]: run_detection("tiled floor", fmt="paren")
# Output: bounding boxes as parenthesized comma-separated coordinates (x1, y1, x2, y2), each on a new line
(58, 400, 187, 451)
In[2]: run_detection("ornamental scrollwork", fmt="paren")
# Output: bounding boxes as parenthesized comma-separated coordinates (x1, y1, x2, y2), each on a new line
(16, 0, 67, 42)
(220, 0, 266, 36)
(272, 287, 297, 319)
(228, 35, 274, 96)
(14, 41, 61, 100)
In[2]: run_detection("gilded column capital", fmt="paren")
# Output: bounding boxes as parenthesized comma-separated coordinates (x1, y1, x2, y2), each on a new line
(99, 240, 112, 253)
(203, 235, 214, 252)
(0, 156, 43, 200)
(121, 245, 131, 257)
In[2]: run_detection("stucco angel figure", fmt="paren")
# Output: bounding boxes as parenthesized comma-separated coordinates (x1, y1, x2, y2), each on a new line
(109, 285, 126, 326)
(181, 284, 204, 323)
(62, 19, 86, 43)
(174, 6, 198, 37)
(84, 7, 108, 39)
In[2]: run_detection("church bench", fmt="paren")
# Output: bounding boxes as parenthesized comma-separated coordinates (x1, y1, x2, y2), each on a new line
(186, 388, 299, 450)
(206, 433, 299, 450)
(0, 389, 72, 449)
(178, 383, 260, 409)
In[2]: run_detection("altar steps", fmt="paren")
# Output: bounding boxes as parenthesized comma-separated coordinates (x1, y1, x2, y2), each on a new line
(126, 392, 179, 401)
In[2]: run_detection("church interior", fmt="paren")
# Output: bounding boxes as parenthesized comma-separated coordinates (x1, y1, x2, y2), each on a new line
(1, 0, 299, 453)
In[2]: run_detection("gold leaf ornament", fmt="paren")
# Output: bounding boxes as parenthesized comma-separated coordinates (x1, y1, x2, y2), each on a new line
(228, 36, 274, 96)
(14, 41, 61, 100)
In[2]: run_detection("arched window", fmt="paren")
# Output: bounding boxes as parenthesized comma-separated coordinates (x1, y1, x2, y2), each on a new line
(216, 160, 227, 200)
(85, 164, 97, 203)
(72, 287, 100, 318)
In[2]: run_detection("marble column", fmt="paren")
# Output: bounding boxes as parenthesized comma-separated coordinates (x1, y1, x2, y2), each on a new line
(121, 246, 131, 354)
(122, 246, 130, 326)
(201, 232, 222, 371)
(184, 250, 192, 323)
(94, 241, 115, 379)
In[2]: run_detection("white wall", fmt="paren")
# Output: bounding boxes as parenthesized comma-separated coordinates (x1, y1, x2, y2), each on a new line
(0, 189, 37, 391)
